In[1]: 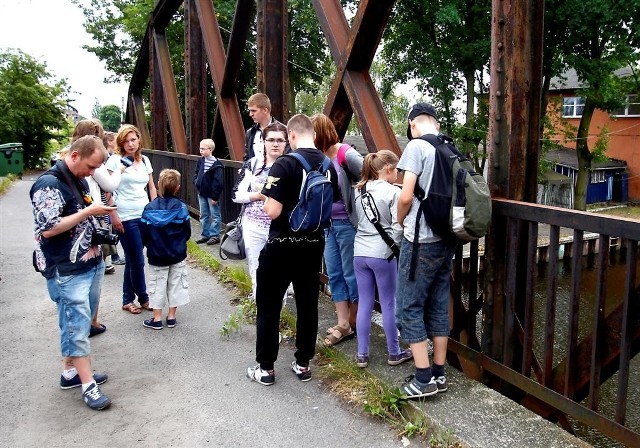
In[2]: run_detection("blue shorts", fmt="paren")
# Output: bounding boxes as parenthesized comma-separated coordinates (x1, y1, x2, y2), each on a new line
(395, 239, 454, 343)
(46, 262, 104, 357)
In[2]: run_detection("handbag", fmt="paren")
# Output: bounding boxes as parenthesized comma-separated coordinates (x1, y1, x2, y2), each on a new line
(220, 211, 246, 260)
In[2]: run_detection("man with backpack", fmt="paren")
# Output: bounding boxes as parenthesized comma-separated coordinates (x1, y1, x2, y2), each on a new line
(246, 114, 339, 386)
(396, 103, 457, 398)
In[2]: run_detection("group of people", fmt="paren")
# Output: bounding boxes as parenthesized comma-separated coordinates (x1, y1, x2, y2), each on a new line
(30, 95, 454, 411)
(31, 120, 191, 410)
(233, 95, 454, 400)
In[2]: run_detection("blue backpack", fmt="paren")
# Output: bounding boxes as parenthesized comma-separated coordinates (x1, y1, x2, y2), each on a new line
(287, 152, 333, 233)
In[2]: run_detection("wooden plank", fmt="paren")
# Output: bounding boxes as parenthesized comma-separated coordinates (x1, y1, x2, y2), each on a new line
(588, 235, 609, 410)
(543, 225, 560, 387)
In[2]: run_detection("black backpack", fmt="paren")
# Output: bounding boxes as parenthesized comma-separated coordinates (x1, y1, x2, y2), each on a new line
(408, 134, 492, 279)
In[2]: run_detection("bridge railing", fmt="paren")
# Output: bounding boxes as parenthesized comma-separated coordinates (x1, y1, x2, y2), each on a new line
(449, 198, 639, 446)
(143, 149, 243, 223)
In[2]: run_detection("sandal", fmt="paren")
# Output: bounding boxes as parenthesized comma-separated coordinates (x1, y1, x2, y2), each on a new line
(89, 323, 107, 338)
(323, 325, 355, 347)
(122, 303, 141, 314)
(327, 325, 357, 335)
(139, 302, 152, 311)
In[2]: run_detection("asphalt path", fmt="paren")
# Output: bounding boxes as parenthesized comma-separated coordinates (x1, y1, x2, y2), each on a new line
(0, 175, 402, 447)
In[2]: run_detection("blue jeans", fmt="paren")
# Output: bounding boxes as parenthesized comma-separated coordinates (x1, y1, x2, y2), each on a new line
(118, 219, 149, 306)
(46, 261, 104, 357)
(395, 239, 454, 343)
(198, 195, 221, 238)
(324, 219, 358, 303)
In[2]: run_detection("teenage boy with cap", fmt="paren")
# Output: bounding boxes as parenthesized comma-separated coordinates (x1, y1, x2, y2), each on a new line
(395, 103, 456, 398)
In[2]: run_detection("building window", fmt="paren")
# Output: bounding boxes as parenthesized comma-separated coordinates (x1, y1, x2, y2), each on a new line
(591, 170, 606, 183)
(563, 97, 585, 118)
(613, 94, 640, 117)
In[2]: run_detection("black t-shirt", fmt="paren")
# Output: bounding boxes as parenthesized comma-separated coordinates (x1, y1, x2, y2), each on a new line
(261, 148, 340, 239)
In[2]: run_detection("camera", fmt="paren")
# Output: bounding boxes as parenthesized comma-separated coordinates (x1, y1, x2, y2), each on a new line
(120, 156, 134, 167)
(92, 227, 119, 246)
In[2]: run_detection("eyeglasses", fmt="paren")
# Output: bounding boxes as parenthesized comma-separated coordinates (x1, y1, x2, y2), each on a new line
(265, 138, 287, 144)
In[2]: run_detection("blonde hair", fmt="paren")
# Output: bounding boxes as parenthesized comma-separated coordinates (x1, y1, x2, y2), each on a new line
(310, 113, 339, 153)
(158, 169, 181, 197)
(72, 119, 104, 142)
(287, 114, 313, 136)
(200, 138, 215, 151)
(70, 135, 108, 161)
(355, 150, 399, 190)
(247, 93, 271, 111)
(116, 124, 143, 161)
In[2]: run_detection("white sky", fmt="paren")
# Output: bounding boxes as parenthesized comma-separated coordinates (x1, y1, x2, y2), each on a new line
(0, 0, 129, 118)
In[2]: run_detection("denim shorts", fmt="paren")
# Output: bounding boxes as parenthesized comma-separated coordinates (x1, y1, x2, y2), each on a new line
(395, 239, 454, 343)
(324, 219, 358, 303)
(148, 261, 190, 309)
(46, 262, 104, 357)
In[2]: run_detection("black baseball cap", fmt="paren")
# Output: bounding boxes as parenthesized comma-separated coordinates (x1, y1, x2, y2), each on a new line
(406, 103, 438, 140)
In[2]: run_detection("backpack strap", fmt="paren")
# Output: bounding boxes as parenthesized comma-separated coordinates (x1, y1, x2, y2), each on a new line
(361, 183, 399, 261)
(408, 133, 446, 280)
(286, 152, 312, 172)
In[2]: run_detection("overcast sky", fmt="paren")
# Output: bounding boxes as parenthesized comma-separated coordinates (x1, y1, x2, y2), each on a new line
(0, 0, 128, 118)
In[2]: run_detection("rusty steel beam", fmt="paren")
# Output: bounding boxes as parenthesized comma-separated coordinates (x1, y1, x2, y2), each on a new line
(221, 0, 254, 97)
(313, 0, 398, 154)
(129, 95, 151, 149)
(195, 0, 245, 161)
(150, 35, 167, 152)
(153, 31, 188, 153)
(185, 0, 207, 155)
(259, 0, 288, 121)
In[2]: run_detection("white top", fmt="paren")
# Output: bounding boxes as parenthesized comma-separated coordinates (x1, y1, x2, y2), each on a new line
(105, 154, 153, 221)
(354, 180, 403, 259)
(397, 135, 440, 243)
(252, 131, 265, 163)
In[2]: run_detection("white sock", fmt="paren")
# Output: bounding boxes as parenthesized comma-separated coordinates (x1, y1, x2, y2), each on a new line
(62, 368, 78, 379)
(81, 380, 97, 393)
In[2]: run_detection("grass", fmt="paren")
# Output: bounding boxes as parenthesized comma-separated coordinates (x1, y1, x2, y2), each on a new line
(591, 204, 640, 220)
(0, 174, 16, 195)
(315, 346, 462, 447)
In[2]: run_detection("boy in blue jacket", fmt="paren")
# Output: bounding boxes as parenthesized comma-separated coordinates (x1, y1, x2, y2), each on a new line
(194, 139, 224, 245)
(141, 169, 191, 329)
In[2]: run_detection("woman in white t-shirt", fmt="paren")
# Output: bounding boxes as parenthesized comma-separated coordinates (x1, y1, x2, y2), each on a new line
(106, 124, 158, 314)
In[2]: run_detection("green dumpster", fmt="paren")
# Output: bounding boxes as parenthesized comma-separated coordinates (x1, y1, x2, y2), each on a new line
(0, 143, 24, 177)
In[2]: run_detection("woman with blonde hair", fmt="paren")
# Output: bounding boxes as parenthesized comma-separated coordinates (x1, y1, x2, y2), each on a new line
(105, 124, 158, 314)
(311, 113, 363, 346)
(353, 150, 411, 368)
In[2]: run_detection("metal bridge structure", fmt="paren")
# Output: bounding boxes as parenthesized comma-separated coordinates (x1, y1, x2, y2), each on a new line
(124, 1, 640, 445)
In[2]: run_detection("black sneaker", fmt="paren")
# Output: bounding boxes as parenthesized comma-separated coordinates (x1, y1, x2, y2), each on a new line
(60, 372, 108, 390)
(434, 375, 448, 393)
(400, 375, 438, 398)
(195, 237, 209, 244)
(246, 365, 275, 386)
(143, 318, 163, 330)
(290, 361, 312, 382)
(82, 383, 111, 410)
(166, 318, 176, 328)
(206, 236, 220, 245)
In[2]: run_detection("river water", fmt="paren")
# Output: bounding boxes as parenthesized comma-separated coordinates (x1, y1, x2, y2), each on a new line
(531, 255, 639, 447)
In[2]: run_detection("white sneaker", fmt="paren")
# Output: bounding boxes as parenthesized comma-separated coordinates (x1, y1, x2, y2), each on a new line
(246, 365, 274, 386)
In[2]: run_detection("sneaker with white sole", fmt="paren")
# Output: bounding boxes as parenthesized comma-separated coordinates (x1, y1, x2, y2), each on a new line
(400, 375, 438, 398)
(290, 361, 312, 382)
(387, 348, 413, 366)
(246, 365, 275, 386)
(60, 372, 108, 390)
(82, 383, 111, 410)
(434, 375, 448, 392)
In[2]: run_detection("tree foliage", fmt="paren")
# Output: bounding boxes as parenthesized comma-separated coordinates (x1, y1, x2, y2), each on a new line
(0, 49, 69, 168)
(543, 0, 640, 209)
(381, 0, 491, 133)
(100, 104, 123, 131)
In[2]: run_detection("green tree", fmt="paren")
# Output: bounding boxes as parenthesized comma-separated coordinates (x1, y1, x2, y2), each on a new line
(543, 0, 640, 210)
(381, 0, 491, 133)
(99, 104, 123, 131)
(0, 49, 69, 168)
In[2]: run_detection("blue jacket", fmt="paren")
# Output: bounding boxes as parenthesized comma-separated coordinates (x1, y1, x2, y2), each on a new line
(194, 157, 224, 200)
(141, 195, 191, 267)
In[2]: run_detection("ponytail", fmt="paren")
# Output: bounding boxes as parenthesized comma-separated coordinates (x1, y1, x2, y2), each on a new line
(355, 149, 399, 191)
